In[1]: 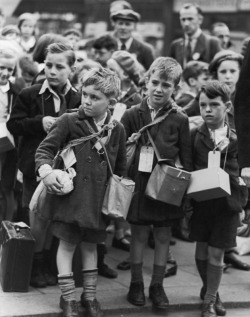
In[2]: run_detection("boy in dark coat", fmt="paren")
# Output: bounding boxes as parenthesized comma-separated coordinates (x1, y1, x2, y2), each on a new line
(189, 81, 243, 317)
(121, 57, 193, 310)
(35, 67, 127, 317)
(7, 43, 81, 288)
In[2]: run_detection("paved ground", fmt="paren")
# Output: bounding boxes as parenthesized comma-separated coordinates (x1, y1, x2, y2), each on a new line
(1, 234, 250, 317)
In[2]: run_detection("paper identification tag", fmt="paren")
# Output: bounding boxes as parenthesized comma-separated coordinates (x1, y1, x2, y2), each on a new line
(138, 146, 154, 172)
(208, 151, 221, 168)
(60, 148, 77, 169)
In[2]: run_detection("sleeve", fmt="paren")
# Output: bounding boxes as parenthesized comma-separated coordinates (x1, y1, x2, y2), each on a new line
(113, 124, 127, 177)
(7, 88, 45, 137)
(178, 115, 193, 172)
(35, 114, 69, 171)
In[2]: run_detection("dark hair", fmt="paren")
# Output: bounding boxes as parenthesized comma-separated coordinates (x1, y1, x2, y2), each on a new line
(33, 33, 68, 63)
(63, 28, 82, 38)
(183, 61, 209, 84)
(181, 3, 203, 15)
(211, 22, 229, 34)
(148, 57, 182, 86)
(200, 80, 231, 103)
(93, 35, 118, 52)
(46, 42, 75, 67)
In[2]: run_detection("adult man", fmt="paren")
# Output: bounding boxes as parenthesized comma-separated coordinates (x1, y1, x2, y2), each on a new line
(110, 8, 154, 70)
(92, 34, 118, 67)
(211, 22, 233, 50)
(169, 3, 221, 68)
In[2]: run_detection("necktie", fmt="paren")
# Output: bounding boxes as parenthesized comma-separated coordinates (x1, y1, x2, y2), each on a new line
(121, 43, 126, 50)
(58, 93, 67, 116)
(185, 38, 192, 62)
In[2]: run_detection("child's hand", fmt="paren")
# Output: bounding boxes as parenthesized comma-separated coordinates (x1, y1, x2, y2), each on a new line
(42, 116, 57, 133)
(241, 167, 250, 187)
(43, 171, 64, 194)
(128, 132, 141, 143)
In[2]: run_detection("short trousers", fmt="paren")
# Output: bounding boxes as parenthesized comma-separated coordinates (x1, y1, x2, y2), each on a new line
(189, 199, 239, 249)
(129, 218, 179, 228)
(53, 221, 107, 245)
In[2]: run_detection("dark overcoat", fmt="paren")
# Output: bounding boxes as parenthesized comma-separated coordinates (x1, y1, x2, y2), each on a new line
(35, 108, 127, 230)
(7, 83, 81, 179)
(121, 98, 193, 223)
(191, 122, 242, 213)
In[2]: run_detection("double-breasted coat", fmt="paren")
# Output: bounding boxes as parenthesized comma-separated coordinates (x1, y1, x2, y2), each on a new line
(35, 108, 127, 230)
(121, 98, 193, 223)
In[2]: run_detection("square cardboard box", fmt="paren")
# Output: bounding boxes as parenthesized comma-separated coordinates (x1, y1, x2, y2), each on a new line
(186, 167, 231, 201)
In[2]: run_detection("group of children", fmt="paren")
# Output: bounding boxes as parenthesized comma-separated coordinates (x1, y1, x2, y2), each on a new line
(0, 33, 248, 317)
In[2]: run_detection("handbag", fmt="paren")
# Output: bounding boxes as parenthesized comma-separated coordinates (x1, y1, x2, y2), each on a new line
(145, 130, 191, 207)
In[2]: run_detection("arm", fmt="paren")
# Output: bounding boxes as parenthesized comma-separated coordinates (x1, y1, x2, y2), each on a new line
(113, 125, 127, 177)
(178, 115, 193, 172)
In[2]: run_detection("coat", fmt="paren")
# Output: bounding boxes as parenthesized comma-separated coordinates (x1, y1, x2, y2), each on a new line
(35, 108, 127, 230)
(121, 98, 193, 223)
(128, 38, 155, 71)
(191, 122, 242, 213)
(169, 32, 221, 68)
(7, 83, 81, 179)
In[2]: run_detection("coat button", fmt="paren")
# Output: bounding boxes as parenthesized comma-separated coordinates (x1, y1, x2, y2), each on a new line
(86, 156, 92, 162)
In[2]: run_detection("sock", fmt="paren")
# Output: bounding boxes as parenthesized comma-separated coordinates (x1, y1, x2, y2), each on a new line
(195, 258, 207, 289)
(58, 273, 76, 302)
(82, 269, 98, 301)
(131, 263, 143, 283)
(204, 263, 223, 304)
(150, 264, 165, 286)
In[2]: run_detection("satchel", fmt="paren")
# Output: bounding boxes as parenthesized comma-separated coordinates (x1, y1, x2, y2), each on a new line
(145, 130, 191, 207)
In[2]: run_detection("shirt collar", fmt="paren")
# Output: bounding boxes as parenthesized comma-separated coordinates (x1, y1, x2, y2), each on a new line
(0, 82, 10, 93)
(185, 28, 202, 41)
(94, 112, 108, 130)
(117, 37, 133, 50)
(39, 79, 75, 96)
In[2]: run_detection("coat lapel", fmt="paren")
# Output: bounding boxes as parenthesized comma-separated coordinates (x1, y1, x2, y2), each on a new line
(193, 33, 206, 60)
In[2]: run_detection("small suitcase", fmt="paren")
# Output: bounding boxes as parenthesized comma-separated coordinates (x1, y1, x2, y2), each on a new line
(0, 221, 35, 292)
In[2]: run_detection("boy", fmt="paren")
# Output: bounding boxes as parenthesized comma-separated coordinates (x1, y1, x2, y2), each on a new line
(7, 42, 81, 287)
(0, 47, 21, 221)
(121, 57, 193, 310)
(177, 60, 209, 108)
(35, 67, 127, 317)
(190, 80, 243, 317)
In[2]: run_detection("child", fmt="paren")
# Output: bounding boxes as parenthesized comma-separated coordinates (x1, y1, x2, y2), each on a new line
(177, 60, 209, 108)
(17, 12, 37, 54)
(190, 80, 243, 317)
(121, 57, 193, 310)
(63, 28, 82, 49)
(7, 42, 81, 287)
(0, 47, 22, 222)
(35, 67, 127, 317)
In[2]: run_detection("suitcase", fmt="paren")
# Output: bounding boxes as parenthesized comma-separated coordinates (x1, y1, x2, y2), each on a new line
(0, 221, 35, 292)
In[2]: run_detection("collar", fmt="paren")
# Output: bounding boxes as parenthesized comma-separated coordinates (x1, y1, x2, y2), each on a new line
(39, 79, 75, 96)
(185, 28, 202, 41)
(117, 37, 133, 50)
(0, 82, 10, 93)
(94, 112, 108, 130)
(147, 98, 163, 113)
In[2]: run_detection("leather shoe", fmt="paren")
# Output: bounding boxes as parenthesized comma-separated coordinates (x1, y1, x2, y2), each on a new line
(127, 281, 145, 306)
(224, 252, 250, 271)
(98, 264, 117, 278)
(164, 261, 177, 278)
(201, 302, 216, 317)
(149, 283, 169, 310)
(81, 296, 103, 317)
(112, 237, 130, 252)
(59, 296, 79, 317)
(117, 260, 131, 270)
(200, 287, 226, 316)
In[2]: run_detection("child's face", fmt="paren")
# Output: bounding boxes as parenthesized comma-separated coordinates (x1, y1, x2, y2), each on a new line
(45, 52, 73, 91)
(81, 85, 115, 121)
(195, 73, 210, 90)
(199, 92, 230, 129)
(217, 60, 240, 92)
(20, 20, 36, 38)
(0, 57, 16, 86)
(65, 34, 80, 48)
(146, 70, 177, 109)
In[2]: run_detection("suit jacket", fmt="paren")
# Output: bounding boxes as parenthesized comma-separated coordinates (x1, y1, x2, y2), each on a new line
(169, 32, 221, 67)
(7, 83, 81, 178)
(129, 38, 154, 70)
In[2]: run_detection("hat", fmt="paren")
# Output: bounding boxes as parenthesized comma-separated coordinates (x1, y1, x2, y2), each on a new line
(110, 1, 132, 13)
(18, 12, 37, 28)
(1, 25, 20, 37)
(110, 9, 141, 22)
(209, 50, 243, 75)
(111, 50, 144, 85)
(63, 28, 82, 38)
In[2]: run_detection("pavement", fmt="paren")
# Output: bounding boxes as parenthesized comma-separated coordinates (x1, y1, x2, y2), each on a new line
(1, 233, 250, 317)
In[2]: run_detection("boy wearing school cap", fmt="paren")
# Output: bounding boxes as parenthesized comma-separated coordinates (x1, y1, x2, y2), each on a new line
(110, 8, 154, 70)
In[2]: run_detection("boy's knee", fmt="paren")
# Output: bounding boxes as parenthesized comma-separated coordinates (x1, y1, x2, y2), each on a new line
(154, 227, 171, 244)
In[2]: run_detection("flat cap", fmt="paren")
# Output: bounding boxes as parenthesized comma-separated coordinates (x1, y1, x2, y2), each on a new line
(110, 9, 141, 22)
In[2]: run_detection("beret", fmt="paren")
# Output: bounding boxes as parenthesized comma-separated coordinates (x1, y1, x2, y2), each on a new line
(209, 50, 243, 74)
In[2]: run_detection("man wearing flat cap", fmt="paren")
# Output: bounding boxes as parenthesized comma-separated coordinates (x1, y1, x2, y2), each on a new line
(110, 8, 154, 70)
(169, 3, 221, 68)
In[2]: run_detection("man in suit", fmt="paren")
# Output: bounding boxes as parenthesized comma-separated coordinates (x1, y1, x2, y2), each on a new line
(110, 8, 154, 70)
(169, 3, 221, 68)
